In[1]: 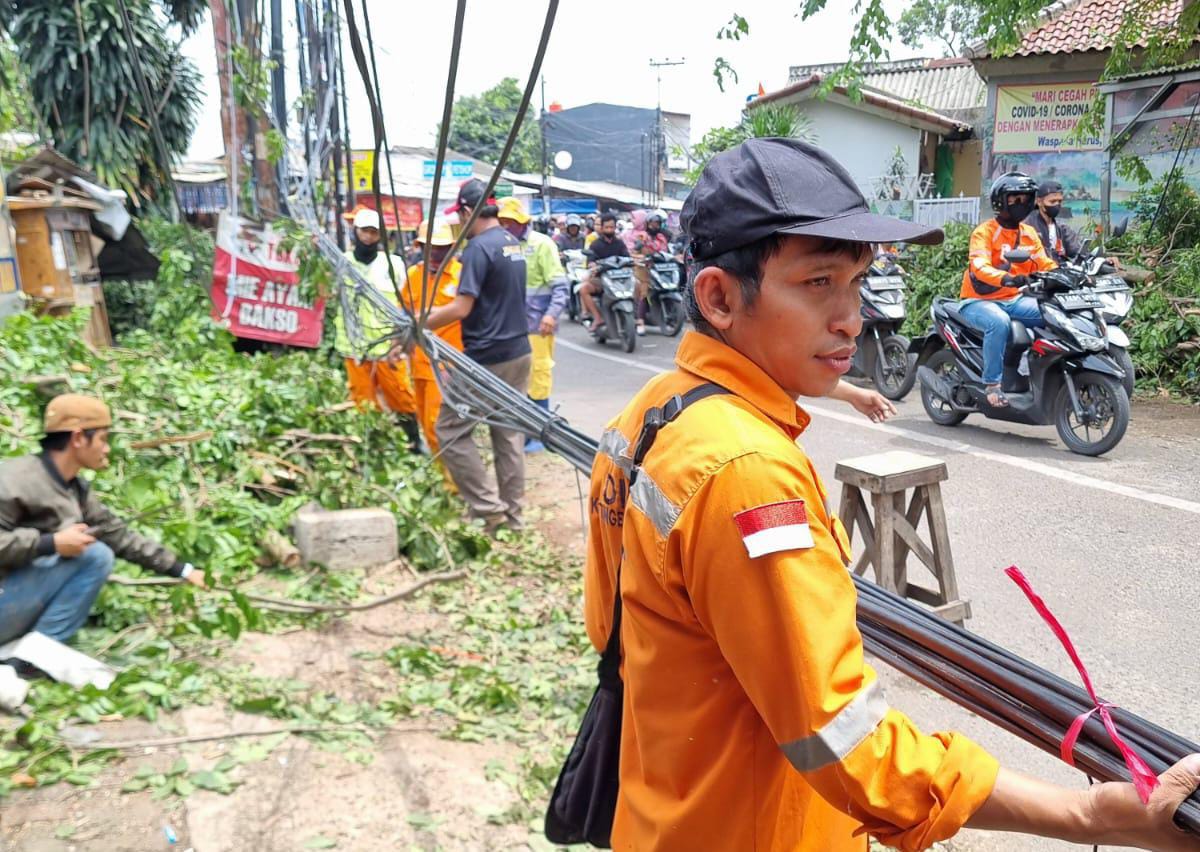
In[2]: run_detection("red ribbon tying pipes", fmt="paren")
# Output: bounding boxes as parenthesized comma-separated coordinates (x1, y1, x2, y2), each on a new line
(1005, 566, 1159, 804)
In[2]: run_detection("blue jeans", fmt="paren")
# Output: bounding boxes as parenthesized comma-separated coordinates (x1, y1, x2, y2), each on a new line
(0, 542, 114, 646)
(960, 297, 1045, 385)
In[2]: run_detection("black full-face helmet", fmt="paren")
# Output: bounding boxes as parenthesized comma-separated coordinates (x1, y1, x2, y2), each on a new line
(990, 172, 1039, 223)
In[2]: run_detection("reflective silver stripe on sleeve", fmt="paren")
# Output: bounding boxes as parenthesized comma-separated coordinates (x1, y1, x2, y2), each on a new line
(598, 428, 632, 474)
(630, 470, 681, 537)
(780, 681, 890, 772)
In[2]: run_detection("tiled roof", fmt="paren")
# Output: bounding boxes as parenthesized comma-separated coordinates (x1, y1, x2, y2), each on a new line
(752, 74, 971, 133)
(788, 58, 986, 116)
(975, 0, 1185, 58)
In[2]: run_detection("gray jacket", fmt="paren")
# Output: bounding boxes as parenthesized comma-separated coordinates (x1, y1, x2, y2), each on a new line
(0, 454, 182, 577)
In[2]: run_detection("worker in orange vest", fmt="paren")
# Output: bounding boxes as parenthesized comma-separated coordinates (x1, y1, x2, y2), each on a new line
(584, 138, 1200, 851)
(401, 219, 462, 458)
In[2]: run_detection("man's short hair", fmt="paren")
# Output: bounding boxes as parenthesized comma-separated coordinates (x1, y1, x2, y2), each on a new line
(600, 213, 618, 225)
(683, 234, 872, 336)
(40, 428, 98, 453)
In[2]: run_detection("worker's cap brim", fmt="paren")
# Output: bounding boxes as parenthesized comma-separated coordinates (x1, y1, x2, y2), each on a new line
(775, 211, 944, 247)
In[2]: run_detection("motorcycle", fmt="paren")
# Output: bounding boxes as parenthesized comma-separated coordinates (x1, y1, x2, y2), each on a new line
(848, 256, 916, 400)
(910, 251, 1130, 456)
(1061, 219, 1134, 396)
(590, 255, 638, 353)
(562, 249, 588, 323)
(641, 250, 686, 337)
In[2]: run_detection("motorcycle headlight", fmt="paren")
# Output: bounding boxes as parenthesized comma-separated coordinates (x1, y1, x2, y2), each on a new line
(1044, 304, 1105, 351)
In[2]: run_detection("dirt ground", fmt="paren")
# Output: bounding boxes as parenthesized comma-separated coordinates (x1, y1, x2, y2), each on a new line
(1, 453, 585, 852)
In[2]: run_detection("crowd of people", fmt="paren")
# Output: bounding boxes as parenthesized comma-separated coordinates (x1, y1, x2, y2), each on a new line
(335, 184, 576, 534)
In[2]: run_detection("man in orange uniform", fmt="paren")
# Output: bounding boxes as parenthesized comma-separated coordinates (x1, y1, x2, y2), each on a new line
(959, 172, 1057, 407)
(336, 208, 421, 452)
(402, 219, 462, 457)
(584, 138, 1200, 851)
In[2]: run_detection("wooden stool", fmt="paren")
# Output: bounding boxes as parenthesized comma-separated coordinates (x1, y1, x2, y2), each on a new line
(835, 450, 971, 624)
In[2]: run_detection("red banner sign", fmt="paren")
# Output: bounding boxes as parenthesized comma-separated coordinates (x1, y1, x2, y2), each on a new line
(356, 195, 424, 231)
(210, 214, 325, 348)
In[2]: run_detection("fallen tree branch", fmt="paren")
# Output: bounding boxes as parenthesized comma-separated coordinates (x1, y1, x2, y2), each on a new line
(242, 570, 466, 613)
(129, 430, 214, 450)
(107, 568, 467, 613)
(78, 722, 436, 751)
(279, 429, 362, 444)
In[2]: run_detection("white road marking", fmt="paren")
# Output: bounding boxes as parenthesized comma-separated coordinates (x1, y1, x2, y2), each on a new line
(557, 338, 1200, 516)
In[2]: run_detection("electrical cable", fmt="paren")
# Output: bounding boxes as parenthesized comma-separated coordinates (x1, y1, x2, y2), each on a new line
(339, 0, 410, 308)
(113, 0, 182, 222)
(280, 6, 1200, 838)
(358, 0, 409, 256)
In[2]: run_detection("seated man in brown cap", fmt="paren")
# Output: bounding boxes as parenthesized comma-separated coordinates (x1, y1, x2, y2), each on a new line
(0, 394, 206, 656)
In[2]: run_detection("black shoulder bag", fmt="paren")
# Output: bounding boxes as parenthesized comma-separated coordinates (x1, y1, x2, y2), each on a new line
(544, 383, 729, 848)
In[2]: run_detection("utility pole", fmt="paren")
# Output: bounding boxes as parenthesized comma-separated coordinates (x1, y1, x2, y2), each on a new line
(212, 0, 280, 220)
(540, 75, 551, 219)
(270, 0, 288, 214)
(648, 57, 684, 207)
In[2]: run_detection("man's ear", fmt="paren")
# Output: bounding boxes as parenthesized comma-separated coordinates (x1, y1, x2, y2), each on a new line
(691, 266, 739, 332)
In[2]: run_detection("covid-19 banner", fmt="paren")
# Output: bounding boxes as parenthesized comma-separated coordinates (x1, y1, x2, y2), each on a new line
(993, 82, 1101, 154)
(210, 213, 325, 348)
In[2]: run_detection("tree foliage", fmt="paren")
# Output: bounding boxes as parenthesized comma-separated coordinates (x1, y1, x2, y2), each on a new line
(0, 0, 203, 208)
(682, 103, 814, 183)
(444, 77, 541, 174)
(0, 38, 37, 145)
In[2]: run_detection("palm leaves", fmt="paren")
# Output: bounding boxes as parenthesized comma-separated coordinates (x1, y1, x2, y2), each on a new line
(2, 0, 203, 209)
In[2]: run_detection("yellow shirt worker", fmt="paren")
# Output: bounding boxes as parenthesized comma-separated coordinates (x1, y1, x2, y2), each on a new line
(583, 138, 1200, 851)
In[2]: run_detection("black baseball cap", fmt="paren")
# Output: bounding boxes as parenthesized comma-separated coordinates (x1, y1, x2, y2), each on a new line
(682, 138, 944, 261)
(444, 178, 495, 215)
(1036, 180, 1064, 198)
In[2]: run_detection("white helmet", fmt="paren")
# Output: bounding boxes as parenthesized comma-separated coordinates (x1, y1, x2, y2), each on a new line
(648, 208, 667, 225)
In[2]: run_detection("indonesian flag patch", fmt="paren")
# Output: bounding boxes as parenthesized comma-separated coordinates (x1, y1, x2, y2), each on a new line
(734, 500, 814, 558)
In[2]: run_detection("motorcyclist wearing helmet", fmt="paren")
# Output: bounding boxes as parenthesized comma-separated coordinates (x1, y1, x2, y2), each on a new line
(959, 172, 1057, 407)
(532, 214, 552, 236)
(555, 214, 586, 252)
(624, 209, 671, 334)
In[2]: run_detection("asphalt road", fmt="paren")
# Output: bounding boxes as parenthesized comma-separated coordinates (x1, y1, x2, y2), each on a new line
(548, 318, 1200, 852)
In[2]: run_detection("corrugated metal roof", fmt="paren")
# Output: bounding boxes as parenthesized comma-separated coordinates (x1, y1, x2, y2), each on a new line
(1105, 57, 1200, 82)
(787, 58, 986, 116)
(862, 63, 987, 114)
(753, 74, 971, 133)
(974, 0, 1186, 58)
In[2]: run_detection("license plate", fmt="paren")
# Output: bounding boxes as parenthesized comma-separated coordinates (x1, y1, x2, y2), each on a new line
(608, 270, 632, 279)
(867, 276, 904, 291)
(656, 264, 678, 274)
(1058, 292, 1102, 309)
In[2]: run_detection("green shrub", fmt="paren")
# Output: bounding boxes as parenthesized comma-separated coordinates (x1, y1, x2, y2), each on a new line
(901, 220, 972, 338)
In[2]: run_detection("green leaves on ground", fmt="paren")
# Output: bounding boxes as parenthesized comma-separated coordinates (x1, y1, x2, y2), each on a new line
(383, 535, 594, 821)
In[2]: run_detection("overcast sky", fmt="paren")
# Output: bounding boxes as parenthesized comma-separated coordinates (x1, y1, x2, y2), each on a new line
(182, 0, 927, 162)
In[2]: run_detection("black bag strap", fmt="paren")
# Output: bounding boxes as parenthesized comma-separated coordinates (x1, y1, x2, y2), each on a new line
(597, 382, 730, 685)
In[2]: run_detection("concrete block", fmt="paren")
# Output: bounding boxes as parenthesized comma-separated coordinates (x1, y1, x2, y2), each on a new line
(293, 506, 398, 570)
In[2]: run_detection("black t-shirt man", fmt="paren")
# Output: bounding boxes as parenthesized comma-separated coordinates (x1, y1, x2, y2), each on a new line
(456, 225, 531, 365)
(587, 233, 630, 262)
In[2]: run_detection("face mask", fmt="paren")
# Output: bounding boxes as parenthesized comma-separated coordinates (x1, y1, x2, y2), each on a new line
(1003, 200, 1036, 224)
(1043, 204, 1062, 220)
(353, 239, 380, 264)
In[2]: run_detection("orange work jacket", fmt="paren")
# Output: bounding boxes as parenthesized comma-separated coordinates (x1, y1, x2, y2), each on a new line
(402, 259, 463, 381)
(585, 331, 999, 851)
(960, 219, 1056, 301)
